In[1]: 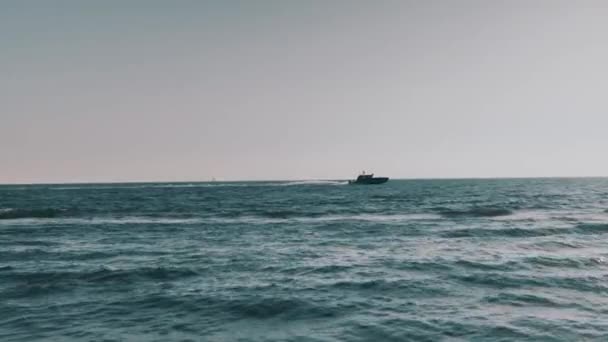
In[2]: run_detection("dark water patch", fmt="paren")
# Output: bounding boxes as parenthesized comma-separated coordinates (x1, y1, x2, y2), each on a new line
(0, 266, 14, 272)
(118, 293, 345, 321)
(454, 273, 608, 293)
(440, 227, 565, 239)
(514, 317, 605, 341)
(115, 293, 202, 313)
(85, 267, 200, 283)
(0, 249, 63, 262)
(328, 279, 448, 297)
(0, 240, 59, 247)
(454, 273, 538, 289)
(523, 256, 603, 269)
(3, 267, 200, 291)
(483, 292, 560, 307)
(454, 259, 519, 271)
(1, 282, 69, 299)
(545, 276, 608, 293)
(0, 208, 74, 220)
(331, 279, 406, 291)
(436, 206, 514, 218)
(345, 318, 512, 341)
(216, 207, 394, 220)
(73, 251, 120, 261)
(258, 209, 318, 219)
(216, 208, 322, 219)
(224, 296, 339, 320)
(3, 249, 124, 262)
(344, 318, 440, 342)
(253, 208, 366, 219)
(300, 264, 353, 275)
(575, 223, 608, 234)
(1, 267, 201, 301)
(387, 260, 453, 273)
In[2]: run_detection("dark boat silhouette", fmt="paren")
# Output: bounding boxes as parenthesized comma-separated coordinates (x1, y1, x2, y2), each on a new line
(348, 171, 389, 185)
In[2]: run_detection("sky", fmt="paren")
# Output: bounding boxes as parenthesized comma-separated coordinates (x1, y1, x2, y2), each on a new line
(2, 1, 608, 183)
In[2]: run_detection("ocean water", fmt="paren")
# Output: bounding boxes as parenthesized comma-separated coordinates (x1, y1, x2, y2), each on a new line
(2, 178, 608, 341)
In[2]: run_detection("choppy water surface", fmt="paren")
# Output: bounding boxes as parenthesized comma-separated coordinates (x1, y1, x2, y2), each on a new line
(2, 178, 608, 341)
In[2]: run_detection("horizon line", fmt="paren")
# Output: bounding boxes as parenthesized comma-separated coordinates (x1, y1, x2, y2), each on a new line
(1, 175, 607, 186)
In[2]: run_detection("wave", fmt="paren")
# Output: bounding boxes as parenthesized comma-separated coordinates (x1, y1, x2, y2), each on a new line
(0, 213, 442, 226)
(3, 211, 605, 228)
(490, 210, 552, 221)
(0, 208, 70, 220)
(489, 210, 608, 225)
(436, 206, 514, 218)
(221, 212, 444, 223)
(528, 241, 583, 249)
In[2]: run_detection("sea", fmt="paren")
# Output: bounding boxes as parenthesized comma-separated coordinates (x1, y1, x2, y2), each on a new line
(1, 178, 608, 341)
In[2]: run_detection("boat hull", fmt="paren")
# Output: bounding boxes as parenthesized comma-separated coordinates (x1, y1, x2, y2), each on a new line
(348, 177, 389, 185)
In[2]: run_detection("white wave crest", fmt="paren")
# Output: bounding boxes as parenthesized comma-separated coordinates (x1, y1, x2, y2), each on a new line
(0, 213, 440, 226)
(492, 209, 608, 223)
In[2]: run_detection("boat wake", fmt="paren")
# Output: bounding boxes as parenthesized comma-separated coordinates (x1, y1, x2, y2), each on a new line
(280, 180, 348, 186)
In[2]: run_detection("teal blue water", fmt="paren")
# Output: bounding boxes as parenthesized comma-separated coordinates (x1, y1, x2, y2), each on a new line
(2, 178, 608, 341)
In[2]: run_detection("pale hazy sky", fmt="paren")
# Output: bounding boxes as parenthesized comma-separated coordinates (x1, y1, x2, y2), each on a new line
(2, 1, 608, 183)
